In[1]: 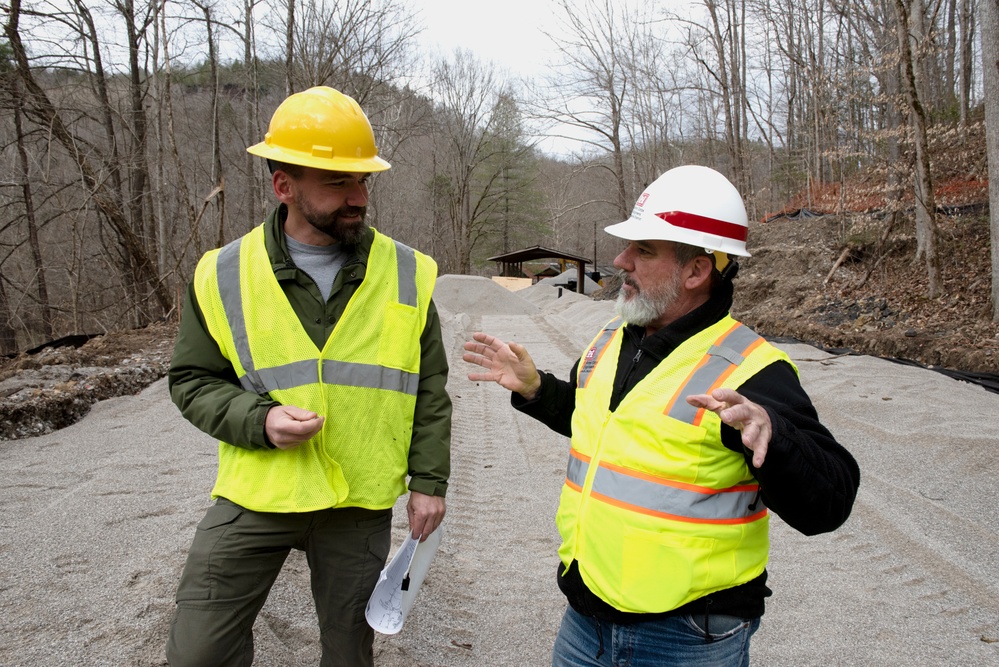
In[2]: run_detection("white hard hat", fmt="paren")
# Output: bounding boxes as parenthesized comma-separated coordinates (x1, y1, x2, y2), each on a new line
(605, 165, 750, 258)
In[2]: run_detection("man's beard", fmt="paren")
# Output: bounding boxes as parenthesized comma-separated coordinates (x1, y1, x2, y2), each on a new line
(614, 268, 683, 326)
(299, 196, 367, 245)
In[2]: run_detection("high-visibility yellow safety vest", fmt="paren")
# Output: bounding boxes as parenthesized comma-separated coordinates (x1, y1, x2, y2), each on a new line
(193, 225, 437, 513)
(558, 315, 796, 613)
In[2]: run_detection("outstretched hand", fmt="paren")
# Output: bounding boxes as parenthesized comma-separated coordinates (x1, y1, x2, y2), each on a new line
(686, 388, 772, 468)
(463, 331, 542, 399)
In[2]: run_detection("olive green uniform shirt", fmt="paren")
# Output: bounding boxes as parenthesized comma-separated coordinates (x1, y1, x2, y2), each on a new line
(168, 205, 451, 498)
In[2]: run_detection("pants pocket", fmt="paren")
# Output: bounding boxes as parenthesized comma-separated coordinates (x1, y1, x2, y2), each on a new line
(683, 613, 752, 641)
(176, 500, 245, 602)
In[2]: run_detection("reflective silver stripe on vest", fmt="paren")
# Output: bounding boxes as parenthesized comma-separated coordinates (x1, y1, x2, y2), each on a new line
(237, 359, 318, 392)
(218, 233, 420, 396)
(322, 359, 418, 395)
(236, 359, 418, 396)
(591, 466, 761, 522)
(394, 241, 418, 307)
(577, 318, 624, 387)
(565, 452, 761, 522)
(566, 451, 588, 488)
(666, 324, 763, 423)
(217, 238, 266, 394)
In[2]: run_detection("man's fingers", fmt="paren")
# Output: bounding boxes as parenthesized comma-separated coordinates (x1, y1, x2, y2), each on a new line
(266, 405, 325, 449)
(685, 393, 725, 411)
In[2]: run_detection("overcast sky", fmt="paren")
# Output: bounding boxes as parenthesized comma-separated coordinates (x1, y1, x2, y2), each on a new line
(412, 0, 561, 79)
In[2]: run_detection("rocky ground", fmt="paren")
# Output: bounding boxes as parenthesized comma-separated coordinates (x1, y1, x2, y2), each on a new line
(1, 210, 996, 441)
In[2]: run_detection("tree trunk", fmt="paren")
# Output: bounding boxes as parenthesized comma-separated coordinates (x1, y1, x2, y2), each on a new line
(244, 0, 261, 227)
(981, 0, 999, 320)
(959, 0, 975, 130)
(123, 0, 156, 325)
(894, 0, 941, 298)
(11, 76, 52, 338)
(0, 273, 18, 354)
(5, 0, 172, 316)
(285, 0, 296, 96)
(197, 2, 226, 247)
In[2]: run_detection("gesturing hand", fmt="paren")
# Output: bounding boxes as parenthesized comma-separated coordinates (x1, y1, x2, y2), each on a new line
(686, 388, 772, 468)
(462, 331, 542, 399)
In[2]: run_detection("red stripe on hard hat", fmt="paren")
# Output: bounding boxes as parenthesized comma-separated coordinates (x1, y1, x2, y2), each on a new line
(654, 210, 748, 241)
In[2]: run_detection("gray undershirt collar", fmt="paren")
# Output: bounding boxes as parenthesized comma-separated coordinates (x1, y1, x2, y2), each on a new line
(285, 234, 348, 302)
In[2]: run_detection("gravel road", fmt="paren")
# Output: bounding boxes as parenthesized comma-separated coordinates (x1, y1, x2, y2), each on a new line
(1, 275, 997, 666)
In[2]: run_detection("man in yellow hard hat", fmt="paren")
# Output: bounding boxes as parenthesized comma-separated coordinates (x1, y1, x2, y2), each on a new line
(463, 166, 859, 666)
(166, 87, 451, 666)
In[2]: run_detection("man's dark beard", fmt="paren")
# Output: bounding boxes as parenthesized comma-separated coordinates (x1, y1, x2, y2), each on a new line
(301, 202, 368, 245)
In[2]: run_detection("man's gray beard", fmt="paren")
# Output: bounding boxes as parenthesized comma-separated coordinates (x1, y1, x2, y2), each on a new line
(614, 270, 683, 326)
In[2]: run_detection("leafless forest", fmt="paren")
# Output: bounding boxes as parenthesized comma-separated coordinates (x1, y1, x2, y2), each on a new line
(2, 0, 999, 354)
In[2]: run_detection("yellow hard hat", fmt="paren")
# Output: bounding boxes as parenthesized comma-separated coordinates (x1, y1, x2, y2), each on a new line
(247, 87, 391, 172)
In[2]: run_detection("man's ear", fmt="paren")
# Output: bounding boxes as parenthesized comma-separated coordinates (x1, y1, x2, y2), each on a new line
(684, 254, 715, 290)
(272, 170, 294, 205)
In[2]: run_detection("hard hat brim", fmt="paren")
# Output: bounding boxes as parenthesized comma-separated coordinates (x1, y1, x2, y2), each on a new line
(604, 218, 751, 257)
(247, 141, 391, 173)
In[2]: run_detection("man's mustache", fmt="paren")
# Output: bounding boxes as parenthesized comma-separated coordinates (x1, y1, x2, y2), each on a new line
(619, 271, 638, 291)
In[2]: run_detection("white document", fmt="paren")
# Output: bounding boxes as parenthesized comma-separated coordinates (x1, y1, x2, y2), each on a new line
(365, 526, 443, 635)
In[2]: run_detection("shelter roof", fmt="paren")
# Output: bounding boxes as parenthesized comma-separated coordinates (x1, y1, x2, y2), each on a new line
(487, 246, 592, 264)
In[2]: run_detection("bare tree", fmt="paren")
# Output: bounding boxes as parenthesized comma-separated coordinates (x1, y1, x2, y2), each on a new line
(289, 0, 418, 103)
(4, 0, 171, 322)
(427, 51, 541, 274)
(700, 0, 750, 191)
(894, 0, 942, 298)
(285, 0, 295, 95)
(958, 0, 976, 128)
(193, 0, 226, 247)
(534, 0, 640, 220)
(981, 0, 999, 319)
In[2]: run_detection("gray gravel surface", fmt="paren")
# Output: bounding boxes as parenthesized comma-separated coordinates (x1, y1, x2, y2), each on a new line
(1, 275, 997, 666)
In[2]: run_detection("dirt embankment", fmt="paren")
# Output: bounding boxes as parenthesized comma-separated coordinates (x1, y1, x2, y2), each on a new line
(733, 212, 999, 375)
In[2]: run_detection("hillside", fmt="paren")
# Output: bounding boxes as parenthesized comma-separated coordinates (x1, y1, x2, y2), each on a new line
(735, 210, 999, 377)
(0, 208, 997, 440)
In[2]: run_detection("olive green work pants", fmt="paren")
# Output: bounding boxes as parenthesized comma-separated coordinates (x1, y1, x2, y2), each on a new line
(166, 498, 392, 667)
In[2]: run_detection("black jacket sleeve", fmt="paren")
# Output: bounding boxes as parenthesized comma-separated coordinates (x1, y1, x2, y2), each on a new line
(727, 360, 860, 535)
(510, 362, 579, 438)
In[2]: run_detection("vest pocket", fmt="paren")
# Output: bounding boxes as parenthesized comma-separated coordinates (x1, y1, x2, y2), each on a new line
(378, 302, 420, 371)
(620, 525, 716, 612)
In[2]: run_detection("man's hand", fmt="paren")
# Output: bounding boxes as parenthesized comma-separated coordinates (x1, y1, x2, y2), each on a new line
(407, 491, 445, 542)
(265, 405, 324, 449)
(463, 331, 542, 399)
(686, 388, 772, 468)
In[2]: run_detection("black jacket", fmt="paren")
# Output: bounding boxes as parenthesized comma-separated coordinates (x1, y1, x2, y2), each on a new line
(513, 278, 860, 621)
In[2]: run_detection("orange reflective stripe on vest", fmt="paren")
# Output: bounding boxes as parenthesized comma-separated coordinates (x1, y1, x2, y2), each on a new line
(566, 449, 765, 524)
(663, 321, 767, 426)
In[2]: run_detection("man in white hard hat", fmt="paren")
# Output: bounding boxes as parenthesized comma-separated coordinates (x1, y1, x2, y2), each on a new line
(464, 165, 859, 666)
(167, 87, 451, 666)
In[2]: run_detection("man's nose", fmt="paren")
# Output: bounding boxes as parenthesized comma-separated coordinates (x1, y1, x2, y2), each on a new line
(613, 248, 630, 270)
(346, 181, 368, 206)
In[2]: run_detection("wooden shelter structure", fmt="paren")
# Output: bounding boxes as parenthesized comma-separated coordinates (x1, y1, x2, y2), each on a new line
(487, 246, 592, 294)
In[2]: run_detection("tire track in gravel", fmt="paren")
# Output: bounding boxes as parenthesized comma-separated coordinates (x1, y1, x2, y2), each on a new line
(375, 308, 583, 666)
(753, 344, 999, 667)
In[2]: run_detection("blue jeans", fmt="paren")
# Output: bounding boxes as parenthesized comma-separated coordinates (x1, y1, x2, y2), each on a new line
(552, 605, 760, 667)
